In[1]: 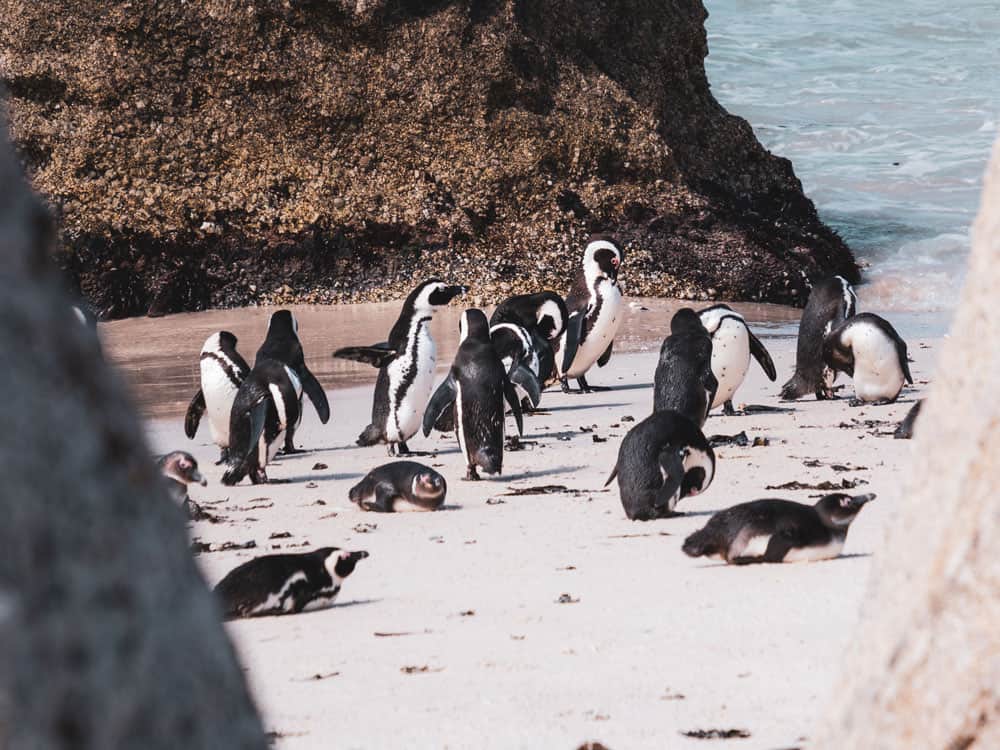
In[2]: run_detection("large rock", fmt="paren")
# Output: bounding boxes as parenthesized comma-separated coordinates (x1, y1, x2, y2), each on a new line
(813, 140, 1000, 748)
(0, 116, 266, 749)
(0, 0, 857, 318)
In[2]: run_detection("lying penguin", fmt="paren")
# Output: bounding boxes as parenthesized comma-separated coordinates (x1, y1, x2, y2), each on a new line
(653, 308, 718, 428)
(214, 548, 369, 619)
(255, 310, 330, 453)
(823, 313, 913, 405)
(333, 279, 467, 455)
(157, 450, 207, 518)
(781, 275, 857, 400)
(423, 309, 525, 480)
(349, 461, 447, 512)
(697, 305, 776, 414)
(184, 331, 251, 464)
(490, 290, 568, 384)
(682, 492, 875, 564)
(605, 410, 715, 521)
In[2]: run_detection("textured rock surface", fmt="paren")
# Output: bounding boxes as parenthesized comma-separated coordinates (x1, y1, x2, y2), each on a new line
(0, 0, 856, 318)
(0, 117, 265, 749)
(814, 140, 1000, 748)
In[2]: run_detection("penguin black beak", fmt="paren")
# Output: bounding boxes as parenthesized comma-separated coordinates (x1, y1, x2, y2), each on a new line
(352, 550, 370, 561)
(191, 469, 207, 486)
(444, 285, 469, 301)
(849, 493, 876, 508)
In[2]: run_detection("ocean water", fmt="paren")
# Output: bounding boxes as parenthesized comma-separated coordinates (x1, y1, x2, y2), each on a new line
(705, 0, 1000, 312)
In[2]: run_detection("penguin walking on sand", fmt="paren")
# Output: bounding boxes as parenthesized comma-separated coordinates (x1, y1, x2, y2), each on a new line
(490, 290, 568, 384)
(682, 493, 875, 564)
(423, 309, 525, 480)
(605, 410, 715, 521)
(554, 235, 625, 393)
(333, 279, 467, 455)
(781, 276, 857, 400)
(349, 461, 448, 512)
(653, 308, 718, 429)
(823, 313, 913, 405)
(698, 305, 776, 414)
(221, 360, 302, 485)
(215, 548, 369, 619)
(185, 331, 251, 464)
(255, 310, 330, 453)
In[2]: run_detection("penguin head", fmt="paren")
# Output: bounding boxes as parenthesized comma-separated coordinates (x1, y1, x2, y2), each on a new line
(412, 279, 469, 312)
(324, 548, 370, 582)
(459, 308, 491, 343)
(413, 469, 447, 501)
(822, 330, 854, 376)
(534, 293, 568, 341)
(815, 493, 875, 528)
(582, 235, 623, 280)
(696, 304, 738, 336)
(217, 330, 239, 351)
(267, 309, 298, 337)
(157, 451, 207, 487)
(670, 308, 706, 336)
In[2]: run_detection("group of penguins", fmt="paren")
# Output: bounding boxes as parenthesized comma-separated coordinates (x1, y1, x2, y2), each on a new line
(160, 235, 922, 619)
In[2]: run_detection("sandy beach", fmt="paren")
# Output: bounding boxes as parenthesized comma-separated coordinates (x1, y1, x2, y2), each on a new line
(142, 328, 935, 750)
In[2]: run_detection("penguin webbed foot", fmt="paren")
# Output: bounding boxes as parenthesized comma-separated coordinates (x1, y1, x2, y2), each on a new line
(722, 400, 737, 416)
(464, 466, 481, 481)
(559, 377, 576, 394)
(215, 448, 230, 466)
(577, 376, 611, 393)
(250, 468, 268, 485)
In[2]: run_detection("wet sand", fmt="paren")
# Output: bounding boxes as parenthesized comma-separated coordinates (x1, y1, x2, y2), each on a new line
(137, 318, 938, 750)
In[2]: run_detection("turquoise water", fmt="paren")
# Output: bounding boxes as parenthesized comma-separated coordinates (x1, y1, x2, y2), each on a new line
(705, 0, 1000, 312)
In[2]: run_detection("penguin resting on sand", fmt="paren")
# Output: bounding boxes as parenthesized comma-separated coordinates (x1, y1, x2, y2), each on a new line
(349, 461, 447, 512)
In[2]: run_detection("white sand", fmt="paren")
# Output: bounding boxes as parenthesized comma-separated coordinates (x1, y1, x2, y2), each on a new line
(145, 334, 935, 750)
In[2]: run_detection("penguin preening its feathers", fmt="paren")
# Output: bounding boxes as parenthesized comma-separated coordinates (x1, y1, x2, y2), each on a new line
(491, 291, 569, 385)
(822, 312, 913, 406)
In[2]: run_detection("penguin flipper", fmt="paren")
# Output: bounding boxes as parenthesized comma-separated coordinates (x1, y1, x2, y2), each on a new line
(423, 375, 457, 437)
(300, 368, 331, 423)
(894, 337, 914, 385)
(604, 463, 618, 488)
(597, 340, 613, 368)
(762, 532, 797, 563)
(509, 365, 542, 408)
(503, 380, 525, 436)
(560, 312, 585, 374)
(184, 389, 206, 439)
(748, 330, 777, 381)
(333, 343, 397, 368)
(702, 367, 719, 421)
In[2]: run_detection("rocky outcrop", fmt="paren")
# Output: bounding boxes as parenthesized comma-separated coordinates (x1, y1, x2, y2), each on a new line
(0, 0, 857, 319)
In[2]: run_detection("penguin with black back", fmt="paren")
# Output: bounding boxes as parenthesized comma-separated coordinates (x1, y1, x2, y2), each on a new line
(489, 322, 544, 409)
(215, 548, 369, 619)
(423, 309, 524, 480)
(185, 331, 251, 464)
(698, 304, 776, 415)
(554, 235, 625, 393)
(781, 276, 857, 400)
(334, 279, 467, 455)
(605, 410, 715, 521)
(894, 399, 923, 439)
(255, 310, 330, 453)
(221, 359, 302, 485)
(490, 290, 568, 384)
(653, 308, 718, 429)
(823, 312, 913, 405)
(157, 450, 207, 519)
(349, 461, 447, 512)
(682, 493, 875, 564)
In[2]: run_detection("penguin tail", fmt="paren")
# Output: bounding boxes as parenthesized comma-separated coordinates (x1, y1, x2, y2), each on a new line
(221, 461, 247, 487)
(356, 423, 384, 447)
(779, 372, 809, 401)
(604, 464, 618, 488)
(682, 528, 718, 558)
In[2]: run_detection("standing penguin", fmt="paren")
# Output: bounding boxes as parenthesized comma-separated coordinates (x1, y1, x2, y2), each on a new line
(823, 313, 913, 405)
(221, 360, 302, 485)
(490, 290, 568, 384)
(333, 279, 467, 455)
(215, 548, 369, 619)
(554, 235, 625, 393)
(489, 322, 544, 409)
(184, 331, 251, 464)
(605, 410, 715, 521)
(698, 305, 776, 415)
(781, 276, 857, 400)
(255, 310, 330, 453)
(422, 309, 524, 480)
(653, 308, 718, 428)
(682, 493, 875, 564)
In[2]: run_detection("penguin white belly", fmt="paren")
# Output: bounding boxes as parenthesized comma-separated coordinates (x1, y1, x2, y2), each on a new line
(709, 321, 750, 408)
(850, 328, 905, 402)
(201, 360, 240, 447)
(737, 534, 773, 559)
(386, 324, 436, 443)
(566, 283, 623, 378)
(782, 538, 845, 563)
(254, 571, 308, 615)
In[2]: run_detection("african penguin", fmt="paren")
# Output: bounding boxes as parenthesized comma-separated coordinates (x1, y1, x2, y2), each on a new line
(698, 304, 776, 414)
(185, 331, 251, 464)
(653, 308, 718, 429)
(157, 450, 207, 519)
(682, 493, 875, 564)
(221, 359, 303, 485)
(255, 309, 331, 453)
(490, 290, 569, 384)
(489, 322, 544, 409)
(780, 275, 857, 400)
(422, 309, 524, 480)
(554, 235, 625, 393)
(823, 313, 913, 405)
(215, 548, 369, 619)
(894, 399, 923, 439)
(605, 410, 715, 521)
(349, 461, 447, 512)
(333, 279, 467, 455)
